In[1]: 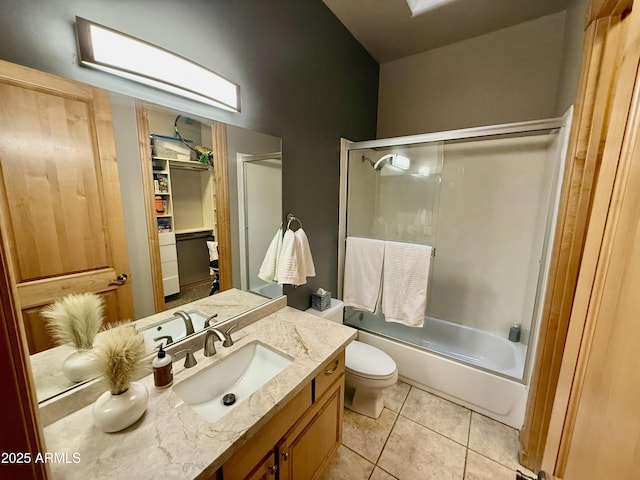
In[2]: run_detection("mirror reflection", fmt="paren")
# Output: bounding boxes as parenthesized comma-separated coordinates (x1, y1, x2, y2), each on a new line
(24, 95, 282, 404)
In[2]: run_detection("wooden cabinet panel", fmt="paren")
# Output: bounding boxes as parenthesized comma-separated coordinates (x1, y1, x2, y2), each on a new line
(314, 351, 345, 401)
(222, 383, 312, 480)
(279, 375, 344, 480)
(245, 451, 278, 480)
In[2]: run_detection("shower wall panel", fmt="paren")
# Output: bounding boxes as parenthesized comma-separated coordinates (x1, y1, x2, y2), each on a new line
(429, 135, 556, 336)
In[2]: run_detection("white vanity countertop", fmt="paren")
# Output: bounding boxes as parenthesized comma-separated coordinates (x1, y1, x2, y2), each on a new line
(43, 304, 356, 480)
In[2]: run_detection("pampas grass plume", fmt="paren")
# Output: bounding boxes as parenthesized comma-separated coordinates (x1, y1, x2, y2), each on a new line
(42, 293, 105, 350)
(93, 324, 147, 395)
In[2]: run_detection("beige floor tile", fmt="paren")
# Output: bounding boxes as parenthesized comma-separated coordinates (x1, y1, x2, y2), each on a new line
(464, 451, 514, 480)
(400, 387, 471, 445)
(342, 407, 397, 463)
(370, 466, 398, 479)
(382, 381, 411, 413)
(468, 413, 520, 469)
(378, 416, 466, 480)
(317, 445, 374, 480)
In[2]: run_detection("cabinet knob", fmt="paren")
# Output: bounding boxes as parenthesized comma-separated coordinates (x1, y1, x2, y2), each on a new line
(281, 451, 289, 461)
(268, 464, 278, 475)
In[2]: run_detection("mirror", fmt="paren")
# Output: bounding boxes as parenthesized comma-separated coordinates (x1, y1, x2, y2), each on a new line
(27, 94, 283, 404)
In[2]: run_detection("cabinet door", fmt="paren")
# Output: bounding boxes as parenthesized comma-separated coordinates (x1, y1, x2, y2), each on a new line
(279, 375, 344, 480)
(0, 60, 134, 353)
(245, 451, 278, 480)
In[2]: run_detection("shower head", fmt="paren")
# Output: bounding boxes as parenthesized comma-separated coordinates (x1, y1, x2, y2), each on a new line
(362, 154, 410, 172)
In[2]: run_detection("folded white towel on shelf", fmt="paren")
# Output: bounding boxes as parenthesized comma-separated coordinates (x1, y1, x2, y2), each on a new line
(382, 241, 432, 327)
(295, 228, 316, 279)
(343, 237, 385, 313)
(258, 227, 283, 282)
(207, 241, 219, 275)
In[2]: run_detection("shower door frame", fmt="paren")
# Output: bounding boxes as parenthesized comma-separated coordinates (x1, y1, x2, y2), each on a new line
(338, 116, 569, 383)
(236, 152, 282, 292)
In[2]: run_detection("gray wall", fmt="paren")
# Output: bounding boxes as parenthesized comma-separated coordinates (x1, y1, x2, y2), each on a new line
(0, 0, 379, 310)
(554, 0, 590, 115)
(377, 12, 567, 137)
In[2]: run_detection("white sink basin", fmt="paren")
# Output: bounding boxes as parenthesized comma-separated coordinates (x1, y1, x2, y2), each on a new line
(173, 341, 293, 423)
(142, 311, 209, 350)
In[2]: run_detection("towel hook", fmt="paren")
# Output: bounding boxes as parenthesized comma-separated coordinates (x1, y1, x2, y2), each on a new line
(286, 213, 302, 230)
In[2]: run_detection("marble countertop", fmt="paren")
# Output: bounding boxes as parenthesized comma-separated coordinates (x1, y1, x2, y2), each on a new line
(43, 303, 356, 480)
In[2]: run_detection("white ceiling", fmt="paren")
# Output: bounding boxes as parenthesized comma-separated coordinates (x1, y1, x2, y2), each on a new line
(323, 0, 569, 63)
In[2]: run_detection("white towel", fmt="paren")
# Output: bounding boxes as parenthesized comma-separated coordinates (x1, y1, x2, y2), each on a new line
(343, 237, 385, 313)
(382, 242, 432, 327)
(277, 228, 303, 286)
(258, 227, 283, 282)
(207, 241, 219, 275)
(295, 228, 315, 278)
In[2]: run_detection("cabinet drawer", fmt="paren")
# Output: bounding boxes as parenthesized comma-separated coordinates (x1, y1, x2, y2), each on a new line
(162, 274, 180, 296)
(314, 350, 345, 401)
(159, 244, 177, 262)
(158, 232, 176, 246)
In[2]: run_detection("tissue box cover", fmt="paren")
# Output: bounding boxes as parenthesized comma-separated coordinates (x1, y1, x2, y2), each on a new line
(311, 291, 331, 311)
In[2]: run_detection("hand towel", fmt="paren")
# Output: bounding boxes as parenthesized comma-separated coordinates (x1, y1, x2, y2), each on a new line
(258, 227, 283, 282)
(343, 237, 385, 313)
(277, 228, 304, 286)
(382, 242, 432, 327)
(207, 241, 219, 275)
(295, 228, 316, 278)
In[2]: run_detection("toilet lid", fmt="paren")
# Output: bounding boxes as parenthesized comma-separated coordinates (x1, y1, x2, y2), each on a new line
(346, 341, 396, 378)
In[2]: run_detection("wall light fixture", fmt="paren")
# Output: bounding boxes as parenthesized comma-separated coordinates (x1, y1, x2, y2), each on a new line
(75, 17, 240, 112)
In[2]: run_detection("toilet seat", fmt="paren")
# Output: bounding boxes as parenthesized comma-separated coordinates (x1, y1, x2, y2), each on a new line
(346, 341, 397, 380)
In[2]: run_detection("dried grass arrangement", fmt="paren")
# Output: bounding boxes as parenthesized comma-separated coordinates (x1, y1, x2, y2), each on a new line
(42, 293, 105, 350)
(93, 324, 147, 395)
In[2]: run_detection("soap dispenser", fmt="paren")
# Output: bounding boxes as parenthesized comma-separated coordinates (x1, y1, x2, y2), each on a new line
(152, 344, 173, 388)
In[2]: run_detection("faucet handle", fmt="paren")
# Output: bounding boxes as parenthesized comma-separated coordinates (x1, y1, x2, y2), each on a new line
(223, 324, 237, 348)
(174, 349, 197, 368)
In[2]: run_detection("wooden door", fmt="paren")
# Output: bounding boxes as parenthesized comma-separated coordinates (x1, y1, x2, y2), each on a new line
(0, 60, 134, 354)
(542, 2, 640, 477)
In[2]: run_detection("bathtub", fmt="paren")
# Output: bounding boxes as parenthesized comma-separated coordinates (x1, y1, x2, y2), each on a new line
(345, 312, 528, 428)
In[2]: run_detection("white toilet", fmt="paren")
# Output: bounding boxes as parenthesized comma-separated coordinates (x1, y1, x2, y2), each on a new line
(306, 299, 398, 418)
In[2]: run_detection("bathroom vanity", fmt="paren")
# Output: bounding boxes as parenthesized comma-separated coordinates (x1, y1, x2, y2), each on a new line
(43, 296, 356, 479)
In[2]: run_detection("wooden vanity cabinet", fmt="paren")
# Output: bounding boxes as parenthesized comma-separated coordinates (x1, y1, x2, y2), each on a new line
(221, 351, 345, 480)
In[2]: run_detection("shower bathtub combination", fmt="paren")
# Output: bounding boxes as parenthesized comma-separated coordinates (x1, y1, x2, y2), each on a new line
(338, 114, 571, 428)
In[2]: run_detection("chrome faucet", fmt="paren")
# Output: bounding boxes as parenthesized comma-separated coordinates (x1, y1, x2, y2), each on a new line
(174, 349, 197, 368)
(174, 310, 194, 336)
(204, 313, 218, 328)
(203, 328, 226, 357)
(203, 325, 237, 356)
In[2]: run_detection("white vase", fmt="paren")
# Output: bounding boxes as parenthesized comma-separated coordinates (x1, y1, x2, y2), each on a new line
(62, 349, 97, 383)
(92, 382, 149, 433)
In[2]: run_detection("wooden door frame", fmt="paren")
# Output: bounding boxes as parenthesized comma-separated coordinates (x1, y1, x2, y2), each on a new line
(137, 104, 233, 312)
(519, 0, 634, 472)
(542, 0, 639, 476)
(0, 230, 47, 479)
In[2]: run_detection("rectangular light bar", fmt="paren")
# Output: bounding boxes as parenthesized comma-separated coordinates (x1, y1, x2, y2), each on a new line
(75, 17, 240, 112)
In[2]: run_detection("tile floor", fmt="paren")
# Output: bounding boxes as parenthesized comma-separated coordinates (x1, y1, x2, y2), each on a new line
(320, 381, 536, 480)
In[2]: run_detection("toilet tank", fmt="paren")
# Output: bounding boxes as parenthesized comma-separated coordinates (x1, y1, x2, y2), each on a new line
(305, 299, 344, 324)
